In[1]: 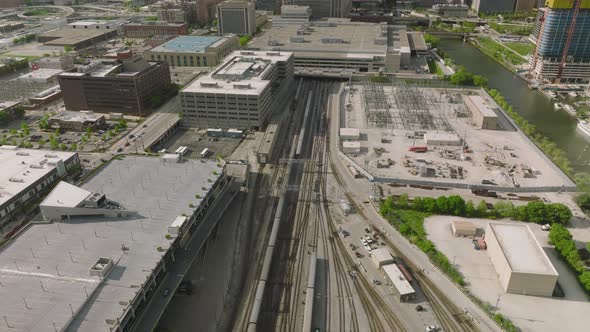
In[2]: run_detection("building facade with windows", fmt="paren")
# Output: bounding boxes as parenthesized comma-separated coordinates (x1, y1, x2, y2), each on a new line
(58, 57, 171, 115)
(216, 0, 256, 36)
(122, 21, 189, 38)
(180, 50, 294, 129)
(143, 35, 239, 67)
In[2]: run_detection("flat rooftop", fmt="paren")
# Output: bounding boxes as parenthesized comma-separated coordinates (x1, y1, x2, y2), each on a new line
(383, 264, 415, 295)
(249, 20, 387, 58)
(149, 36, 223, 53)
(51, 111, 104, 122)
(0, 156, 223, 332)
(488, 223, 558, 275)
(466, 95, 498, 118)
(181, 50, 292, 95)
(0, 146, 76, 208)
(40, 28, 114, 46)
(371, 248, 393, 263)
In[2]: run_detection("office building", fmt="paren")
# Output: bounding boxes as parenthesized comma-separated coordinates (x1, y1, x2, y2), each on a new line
(0, 155, 231, 332)
(0, 0, 23, 8)
(31, 54, 75, 71)
(180, 50, 295, 129)
(284, 0, 352, 17)
(217, 0, 256, 36)
(273, 5, 312, 26)
(157, 8, 186, 23)
(144, 35, 239, 67)
(431, 3, 469, 17)
(530, 0, 590, 83)
(39, 27, 118, 50)
(58, 57, 171, 115)
(486, 223, 559, 296)
(122, 21, 189, 38)
(471, 0, 529, 13)
(249, 20, 419, 74)
(49, 111, 106, 132)
(0, 146, 80, 232)
(183, 0, 222, 24)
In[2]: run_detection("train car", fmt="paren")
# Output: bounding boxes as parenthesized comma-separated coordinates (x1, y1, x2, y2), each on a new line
(396, 263, 413, 283)
(348, 166, 360, 178)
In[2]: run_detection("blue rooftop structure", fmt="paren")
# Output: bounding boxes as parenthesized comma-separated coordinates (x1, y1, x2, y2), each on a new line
(151, 36, 223, 53)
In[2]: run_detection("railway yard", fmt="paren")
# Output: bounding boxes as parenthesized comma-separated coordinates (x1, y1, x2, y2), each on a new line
(230, 78, 502, 332)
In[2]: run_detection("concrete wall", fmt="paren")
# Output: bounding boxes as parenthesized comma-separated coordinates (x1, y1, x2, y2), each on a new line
(485, 223, 513, 292)
(507, 272, 558, 297)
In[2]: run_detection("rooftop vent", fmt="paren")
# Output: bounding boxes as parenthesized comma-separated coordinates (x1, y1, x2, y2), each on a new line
(16, 151, 30, 156)
(89, 257, 114, 279)
(9, 177, 24, 183)
(233, 83, 251, 89)
(200, 82, 219, 88)
(240, 50, 255, 55)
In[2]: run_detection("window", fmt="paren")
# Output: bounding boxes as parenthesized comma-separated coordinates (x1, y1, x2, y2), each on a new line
(203, 58, 207, 66)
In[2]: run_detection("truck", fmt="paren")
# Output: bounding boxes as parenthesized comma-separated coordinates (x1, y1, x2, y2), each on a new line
(408, 146, 428, 153)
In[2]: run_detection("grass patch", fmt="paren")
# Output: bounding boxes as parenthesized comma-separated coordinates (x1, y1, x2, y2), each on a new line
(489, 22, 533, 36)
(504, 42, 535, 56)
(381, 207, 466, 285)
(427, 59, 437, 74)
(475, 37, 526, 66)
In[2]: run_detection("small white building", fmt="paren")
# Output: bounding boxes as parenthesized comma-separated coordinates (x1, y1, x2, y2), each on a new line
(342, 141, 361, 154)
(340, 127, 360, 141)
(383, 264, 416, 302)
(423, 132, 462, 146)
(371, 248, 395, 269)
(451, 220, 476, 237)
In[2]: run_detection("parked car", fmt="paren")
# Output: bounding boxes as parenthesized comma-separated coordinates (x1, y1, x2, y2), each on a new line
(373, 279, 382, 285)
(541, 224, 551, 231)
(415, 305, 425, 312)
(161, 288, 170, 297)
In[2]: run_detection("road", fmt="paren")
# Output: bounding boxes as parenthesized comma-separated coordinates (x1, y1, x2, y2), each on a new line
(108, 98, 181, 155)
(327, 83, 501, 332)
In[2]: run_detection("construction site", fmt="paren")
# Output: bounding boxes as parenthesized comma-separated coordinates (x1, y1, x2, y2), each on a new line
(339, 81, 575, 191)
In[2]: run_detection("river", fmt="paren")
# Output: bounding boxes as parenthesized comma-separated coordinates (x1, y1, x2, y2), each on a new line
(440, 38, 590, 174)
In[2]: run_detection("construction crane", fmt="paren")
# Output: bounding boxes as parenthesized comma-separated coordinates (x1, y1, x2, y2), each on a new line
(556, 0, 582, 83)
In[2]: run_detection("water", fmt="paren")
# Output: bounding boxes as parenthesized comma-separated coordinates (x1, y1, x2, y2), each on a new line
(440, 38, 590, 174)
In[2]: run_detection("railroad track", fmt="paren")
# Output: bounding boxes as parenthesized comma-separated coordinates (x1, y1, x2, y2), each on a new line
(325, 85, 478, 332)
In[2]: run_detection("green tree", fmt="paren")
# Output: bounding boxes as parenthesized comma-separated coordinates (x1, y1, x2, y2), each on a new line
(476, 200, 488, 217)
(86, 126, 93, 135)
(398, 193, 409, 209)
(423, 197, 437, 213)
(21, 122, 29, 136)
(413, 196, 424, 211)
(64, 46, 73, 53)
(39, 118, 50, 130)
(435, 196, 450, 214)
(525, 201, 547, 224)
(54, 128, 60, 136)
(494, 201, 515, 219)
(465, 200, 475, 217)
(546, 203, 572, 225)
(70, 143, 77, 151)
(447, 195, 466, 216)
(0, 111, 9, 124)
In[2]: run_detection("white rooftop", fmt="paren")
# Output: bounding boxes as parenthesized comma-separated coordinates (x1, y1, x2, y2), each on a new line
(340, 128, 360, 137)
(383, 264, 415, 295)
(0, 156, 224, 332)
(488, 223, 558, 275)
(0, 146, 77, 208)
(182, 50, 292, 95)
(343, 141, 361, 148)
(371, 248, 393, 264)
(50, 111, 105, 123)
(40, 181, 90, 208)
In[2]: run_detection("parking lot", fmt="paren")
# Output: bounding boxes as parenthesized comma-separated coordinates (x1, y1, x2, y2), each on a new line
(160, 128, 244, 159)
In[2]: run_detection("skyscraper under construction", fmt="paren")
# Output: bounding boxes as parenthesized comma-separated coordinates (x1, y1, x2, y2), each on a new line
(530, 0, 590, 83)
